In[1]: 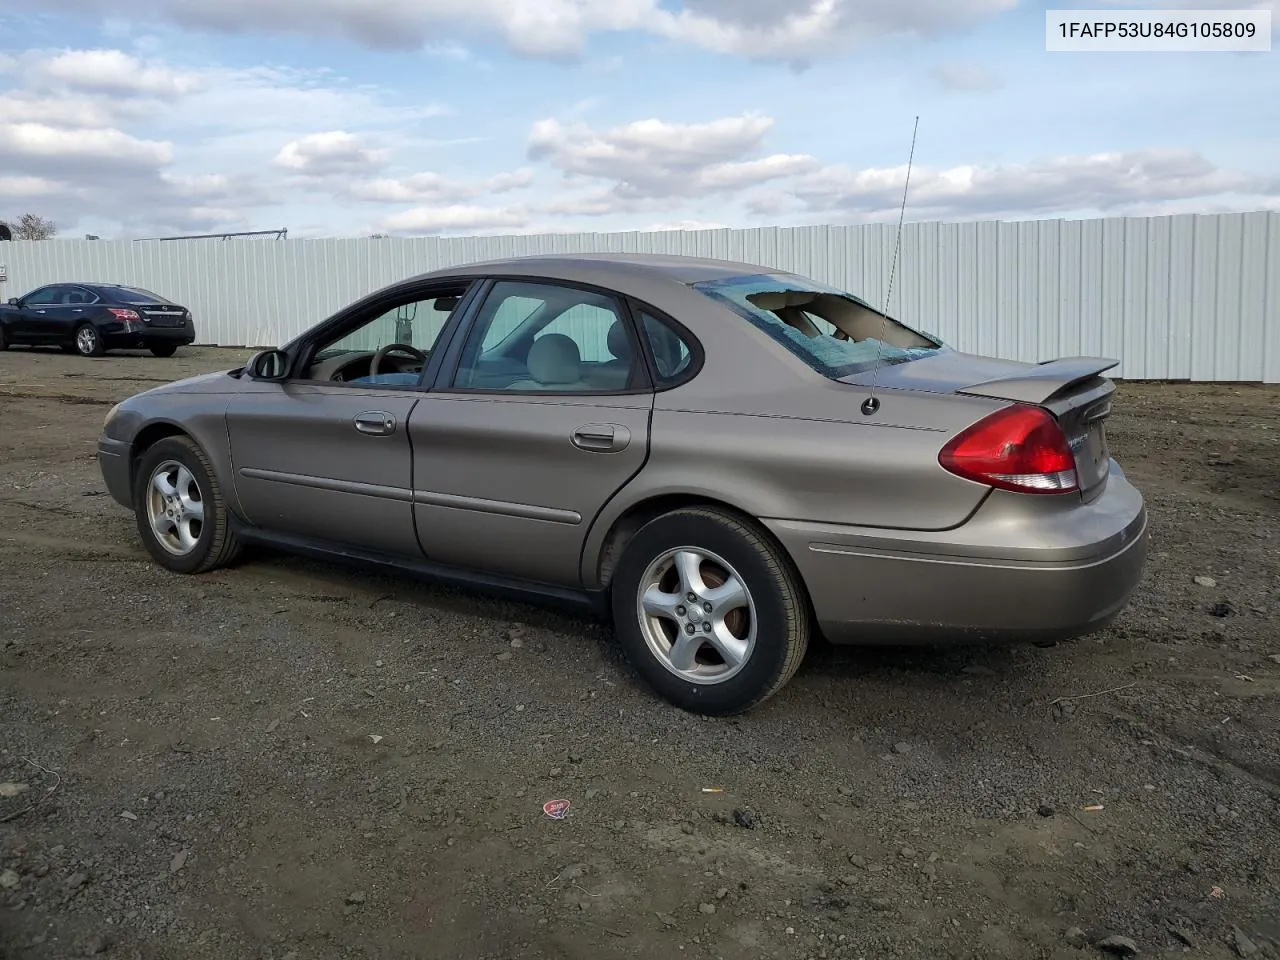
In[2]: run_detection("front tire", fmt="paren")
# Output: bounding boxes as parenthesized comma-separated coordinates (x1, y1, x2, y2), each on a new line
(611, 507, 811, 715)
(149, 344, 177, 358)
(133, 436, 242, 574)
(74, 324, 105, 357)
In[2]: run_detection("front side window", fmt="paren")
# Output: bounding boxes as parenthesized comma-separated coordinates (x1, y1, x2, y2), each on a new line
(305, 286, 470, 385)
(693, 273, 940, 379)
(453, 281, 638, 393)
(22, 287, 62, 306)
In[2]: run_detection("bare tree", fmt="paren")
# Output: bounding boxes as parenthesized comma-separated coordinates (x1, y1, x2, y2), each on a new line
(10, 213, 57, 240)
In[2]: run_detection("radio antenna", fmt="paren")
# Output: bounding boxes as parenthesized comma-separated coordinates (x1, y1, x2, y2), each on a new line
(861, 115, 919, 417)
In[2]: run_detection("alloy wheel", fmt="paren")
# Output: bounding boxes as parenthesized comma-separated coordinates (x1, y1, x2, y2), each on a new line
(635, 546, 757, 684)
(145, 459, 205, 555)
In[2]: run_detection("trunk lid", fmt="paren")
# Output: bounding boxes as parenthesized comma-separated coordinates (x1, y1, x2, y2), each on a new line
(138, 305, 190, 328)
(841, 348, 1118, 498)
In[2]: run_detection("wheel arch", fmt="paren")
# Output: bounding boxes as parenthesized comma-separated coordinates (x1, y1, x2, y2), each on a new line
(586, 490, 811, 610)
(129, 421, 193, 489)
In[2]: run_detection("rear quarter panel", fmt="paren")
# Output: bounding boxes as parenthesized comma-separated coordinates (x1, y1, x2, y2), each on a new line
(580, 380, 1009, 589)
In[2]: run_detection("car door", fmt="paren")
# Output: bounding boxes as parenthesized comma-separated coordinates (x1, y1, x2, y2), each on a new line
(409, 279, 653, 587)
(11, 285, 64, 341)
(224, 284, 470, 557)
(44, 286, 98, 344)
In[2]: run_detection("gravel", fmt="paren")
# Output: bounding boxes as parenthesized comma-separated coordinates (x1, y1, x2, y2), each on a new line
(2, 350, 1279, 960)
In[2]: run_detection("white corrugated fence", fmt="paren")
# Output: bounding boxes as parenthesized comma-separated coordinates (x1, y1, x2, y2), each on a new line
(1, 212, 1276, 382)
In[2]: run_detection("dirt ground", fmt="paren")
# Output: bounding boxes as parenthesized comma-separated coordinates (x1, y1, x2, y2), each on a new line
(1, 346, 1278, 960)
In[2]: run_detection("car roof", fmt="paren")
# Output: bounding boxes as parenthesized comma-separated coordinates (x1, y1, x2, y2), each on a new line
(413, 252, 785, 286)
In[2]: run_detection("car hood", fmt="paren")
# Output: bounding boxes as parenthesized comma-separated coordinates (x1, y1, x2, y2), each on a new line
(133, 370, 238, 398)
(839, 347, 1118, 406)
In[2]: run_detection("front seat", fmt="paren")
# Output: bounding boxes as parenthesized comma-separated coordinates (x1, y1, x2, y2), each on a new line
(508, 333, 582, 390)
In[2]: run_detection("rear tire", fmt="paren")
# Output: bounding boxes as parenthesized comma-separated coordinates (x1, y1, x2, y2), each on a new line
(611, 506, 810, 715)
(133, 436, 242, 574)
(0, 324, 8, 351)
(149, 345, 177, 358)
(74, 324, 105, 357)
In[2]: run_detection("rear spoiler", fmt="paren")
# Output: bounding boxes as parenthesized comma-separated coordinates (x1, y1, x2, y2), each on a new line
(956, 357, 1119, 405)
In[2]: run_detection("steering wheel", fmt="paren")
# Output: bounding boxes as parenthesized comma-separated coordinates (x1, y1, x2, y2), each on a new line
(369, 343, 427, 377)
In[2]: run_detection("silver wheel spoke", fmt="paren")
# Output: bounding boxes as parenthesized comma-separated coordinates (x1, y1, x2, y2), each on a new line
(707, 623, 750, 668)
(674, 550, 708, 597)
(642, 585, 681, 622)
(704, 574, 747, 615)
(153, 472, 177, 499)
(667, 632, 702, 672)
(177, 519, 200, 552)
(176, 467, 202, 516)
(151, 513, 176, 540)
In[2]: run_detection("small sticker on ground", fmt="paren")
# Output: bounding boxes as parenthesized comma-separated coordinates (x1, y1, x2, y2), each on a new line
(542, 799, 571, 820)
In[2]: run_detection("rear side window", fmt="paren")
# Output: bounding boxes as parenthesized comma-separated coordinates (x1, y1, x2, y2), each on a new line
(639, 311, 694, 385)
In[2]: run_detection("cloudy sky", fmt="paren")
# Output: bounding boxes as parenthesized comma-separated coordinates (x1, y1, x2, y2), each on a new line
(0, 0, 1276, 238)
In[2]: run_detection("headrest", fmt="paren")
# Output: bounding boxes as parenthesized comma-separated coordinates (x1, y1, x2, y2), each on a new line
(528, 333, 581, 385)
(606, 320, 630, 360)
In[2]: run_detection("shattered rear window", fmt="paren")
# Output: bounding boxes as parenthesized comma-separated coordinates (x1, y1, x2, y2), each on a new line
(693, 273, 938, 379)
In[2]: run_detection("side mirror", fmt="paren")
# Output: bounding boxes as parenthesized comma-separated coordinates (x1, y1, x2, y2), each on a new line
(6, 298, 17, 306)
(246, 348, 290, 381)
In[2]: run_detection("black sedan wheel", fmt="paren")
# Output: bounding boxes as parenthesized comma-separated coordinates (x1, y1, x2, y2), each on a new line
(150, 345, 178, 358)
(611, 506, 811, 715)
(133, 436, 242, 574)
(74, 324, 105, 357)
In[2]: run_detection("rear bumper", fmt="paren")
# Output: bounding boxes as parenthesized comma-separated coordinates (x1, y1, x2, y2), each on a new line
(105, 326, 196, 348)
(764, 461, 1149, 646)
(98, 436, 134, 509)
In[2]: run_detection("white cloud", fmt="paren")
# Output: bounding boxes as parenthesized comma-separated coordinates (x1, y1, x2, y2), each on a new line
(274, 130, 389, 176)
(0, 174, 62, 197)
(378, 203, 531, 234)
(933, 62, 1002, 91)
(0, 0, 1019, 62)
(0, 92, 124, 127)
(777, 149, 1280, 221)
(529, 113, 818, 200)
(646, 218, 730, 230)
(32, 48, 204, 98)
(656, 0, 1017, 66)
(347, 167, 533, 203)
(0, 121, 173, 170)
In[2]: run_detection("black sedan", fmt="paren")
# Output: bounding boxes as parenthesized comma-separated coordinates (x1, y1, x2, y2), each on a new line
(0, 282, 196, 357)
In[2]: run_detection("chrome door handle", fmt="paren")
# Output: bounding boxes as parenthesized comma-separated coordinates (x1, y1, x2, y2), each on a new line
(571, 423, 630, 453)
(354, 411, 396, 436)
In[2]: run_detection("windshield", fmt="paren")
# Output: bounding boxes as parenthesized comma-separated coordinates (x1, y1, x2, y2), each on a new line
(693, 273, 940, 378)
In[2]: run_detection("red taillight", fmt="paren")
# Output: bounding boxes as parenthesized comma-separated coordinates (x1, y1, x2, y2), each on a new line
(108, 308, 140, 322)
(939, 405, 1079, 495)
